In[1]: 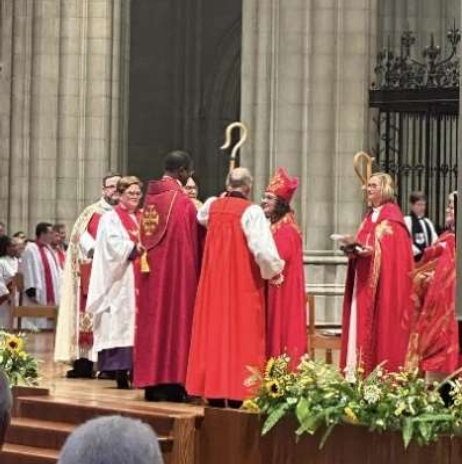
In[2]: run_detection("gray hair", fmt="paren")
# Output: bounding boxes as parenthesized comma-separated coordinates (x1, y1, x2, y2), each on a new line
(226, 167, 253, 190)
(58, 416, 164, 464)
(0, 370, 12, 449)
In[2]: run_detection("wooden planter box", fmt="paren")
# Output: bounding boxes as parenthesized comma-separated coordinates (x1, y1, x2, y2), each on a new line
(200, 408, 462, 464)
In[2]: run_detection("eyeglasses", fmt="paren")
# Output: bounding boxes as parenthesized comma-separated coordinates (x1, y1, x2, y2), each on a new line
(125, 191, 142, 198)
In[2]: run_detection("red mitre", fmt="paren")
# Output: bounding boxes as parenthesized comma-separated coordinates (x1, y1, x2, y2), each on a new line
(266, 168, 299, 203)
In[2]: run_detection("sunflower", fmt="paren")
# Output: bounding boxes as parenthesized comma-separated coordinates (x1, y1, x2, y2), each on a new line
(265, 380, 282, 398)
(242, 399, 260, 412)
(343, 407, 359, 425)
(5, 335, 24, 353)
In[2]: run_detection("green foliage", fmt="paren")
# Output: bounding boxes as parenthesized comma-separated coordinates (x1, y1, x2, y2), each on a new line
(0, 331, 40, 387)
(243, 355, 462, 448)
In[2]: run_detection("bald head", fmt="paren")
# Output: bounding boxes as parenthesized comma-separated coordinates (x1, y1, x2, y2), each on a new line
(226, 168, 253, 197)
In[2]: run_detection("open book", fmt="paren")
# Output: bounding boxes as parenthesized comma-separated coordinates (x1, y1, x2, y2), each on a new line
(330, 234, 366, 254)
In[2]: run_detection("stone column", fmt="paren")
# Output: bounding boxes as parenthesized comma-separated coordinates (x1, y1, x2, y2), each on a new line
(241, 0, 378, 251)
(0, 0, 130, 235)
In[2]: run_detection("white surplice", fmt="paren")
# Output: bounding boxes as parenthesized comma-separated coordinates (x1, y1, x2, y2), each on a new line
(54, 198, 113, 362)
(86, 210, 137, 359)
(20, 242, 62, 329)
(197, 196, 284, 279)
(0, 256, 20, 329)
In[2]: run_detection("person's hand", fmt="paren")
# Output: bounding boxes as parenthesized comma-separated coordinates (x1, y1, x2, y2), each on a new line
(356, 245, 373, 257)
(87, 249, 94, 259)
(136, 243, 146, 255)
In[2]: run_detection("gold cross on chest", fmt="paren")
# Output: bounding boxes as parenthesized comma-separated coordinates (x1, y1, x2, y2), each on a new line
(143, 205, 160, 236)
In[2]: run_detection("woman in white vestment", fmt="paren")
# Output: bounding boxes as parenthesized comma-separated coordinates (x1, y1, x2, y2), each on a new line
(0, 237, 20, 329)
(86, 176, 144, 389)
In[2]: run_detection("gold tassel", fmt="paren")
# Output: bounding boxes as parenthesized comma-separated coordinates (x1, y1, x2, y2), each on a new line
(140, 251, 150, 273)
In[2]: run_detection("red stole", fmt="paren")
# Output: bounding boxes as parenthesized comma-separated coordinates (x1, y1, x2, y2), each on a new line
(37, 243, 55, 305)
(114, 205, 141, 244)
(114, 205, 142, 297)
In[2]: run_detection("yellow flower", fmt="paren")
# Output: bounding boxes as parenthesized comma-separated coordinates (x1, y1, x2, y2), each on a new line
(265, 380, 282, 398)
(242, 400, 260, 412)
(6, 335, 24, 353)
(394, 401, 406, 417)
(264, 358, 276, 379)
(343, 407, 359, 425)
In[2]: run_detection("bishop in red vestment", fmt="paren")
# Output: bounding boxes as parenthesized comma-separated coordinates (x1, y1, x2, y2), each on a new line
(407, 192, 459, 375)
(340, 173, 414, 378)
(135, 151, 202, 402)
(186, 168, 284, 404)
(261, 168, 307, 367)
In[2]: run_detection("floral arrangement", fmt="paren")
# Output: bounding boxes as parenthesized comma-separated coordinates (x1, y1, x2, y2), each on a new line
(0, 331, 40, 387)
(244, 355, 462, 447)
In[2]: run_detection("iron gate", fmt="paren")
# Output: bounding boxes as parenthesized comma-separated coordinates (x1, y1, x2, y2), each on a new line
(370, 27, 460, 230)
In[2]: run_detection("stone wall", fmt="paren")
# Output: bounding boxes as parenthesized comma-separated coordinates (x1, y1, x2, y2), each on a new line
(0, 0, 129, 235)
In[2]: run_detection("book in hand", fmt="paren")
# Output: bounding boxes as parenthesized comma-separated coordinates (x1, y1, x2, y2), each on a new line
(330, 234, 366, 255)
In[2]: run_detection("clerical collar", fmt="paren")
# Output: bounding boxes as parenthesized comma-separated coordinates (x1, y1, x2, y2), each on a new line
(225, 191, 247, 199)
(162, 175, 182, 187)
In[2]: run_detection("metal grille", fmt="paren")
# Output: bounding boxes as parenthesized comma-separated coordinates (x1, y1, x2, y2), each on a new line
(375, 110, 458, 230)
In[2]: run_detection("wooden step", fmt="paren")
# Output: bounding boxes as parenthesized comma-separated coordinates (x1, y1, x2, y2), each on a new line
(6, 416, 174, 453)
(17, 396, 184, 435)
(6, 417, 75, 450)
(0, 443, 58, 464)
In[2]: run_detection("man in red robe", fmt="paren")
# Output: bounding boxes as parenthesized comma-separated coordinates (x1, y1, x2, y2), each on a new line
(340, 173, 414, 379)
(135, 150, 202, 402)
(407, 192, 459, 377)
(186, 167, 284, 406)
(261, 168, 307, 367)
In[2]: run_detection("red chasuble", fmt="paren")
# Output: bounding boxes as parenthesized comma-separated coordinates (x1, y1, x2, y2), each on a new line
(407, 232, 458, 374)
(134, 177, 201, 388)
(267, 213, 307, 366)
(340, 202, 414, 375)
(186, 197, 266, 401)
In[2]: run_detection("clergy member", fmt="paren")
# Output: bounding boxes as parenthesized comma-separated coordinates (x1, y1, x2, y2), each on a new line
(407, 192, 458, 378)
(184, 175, 203, 210)
(135, 150, 202, 402)
(87, 176, 144, 389)
(20, 222, 62, 329)
(54, 173, 121, 378)
(404, 191, 438, 261)
(51, 224, 67, 270)
(186, 167, 284, 406)
(0, 236, 20, 329)
(340, 173, 414, 379)
(261, 168, 307, 366)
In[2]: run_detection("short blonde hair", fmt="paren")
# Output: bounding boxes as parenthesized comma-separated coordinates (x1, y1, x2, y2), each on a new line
(117, 176, 143, 194)
(369, 172, 395, 205)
